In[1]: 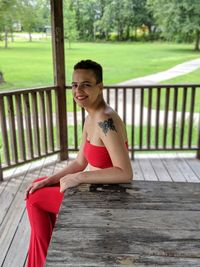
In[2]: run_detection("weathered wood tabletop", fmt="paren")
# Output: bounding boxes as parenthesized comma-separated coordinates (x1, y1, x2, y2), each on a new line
(45, 181, 200, 267)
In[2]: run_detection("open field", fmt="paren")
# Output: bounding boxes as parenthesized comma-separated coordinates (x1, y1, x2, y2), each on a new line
(1, 39, 200, 91)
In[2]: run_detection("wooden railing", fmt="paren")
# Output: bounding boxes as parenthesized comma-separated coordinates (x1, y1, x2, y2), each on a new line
(0, 84, 200, 179)
(66, 84, 200, 159)
(0, 86, 61, 178)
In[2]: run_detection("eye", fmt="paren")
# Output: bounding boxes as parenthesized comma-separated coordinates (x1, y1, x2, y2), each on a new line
(82, 83, 92, 88)
(72, 84, 77, 89)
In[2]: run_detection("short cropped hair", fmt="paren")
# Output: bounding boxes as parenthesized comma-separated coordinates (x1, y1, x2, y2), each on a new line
(73, 59, 103, 84)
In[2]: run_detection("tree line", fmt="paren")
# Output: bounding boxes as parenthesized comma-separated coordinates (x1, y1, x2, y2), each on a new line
(0, 0, 200, 50)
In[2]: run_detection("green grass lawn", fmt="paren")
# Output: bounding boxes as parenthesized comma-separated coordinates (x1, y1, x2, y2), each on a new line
(1, 39, 200, 92)
(0, 39, 200, 115)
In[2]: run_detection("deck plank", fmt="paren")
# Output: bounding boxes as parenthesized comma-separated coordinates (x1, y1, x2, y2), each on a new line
(1, 157, 67, 267)
(0, 163, 31, 226)
(0, 168, 16, 195)
(161, 157, 187, 182)
(184, 158, 200, 180)
(174, 157, 200, 183)
(131, 160, 144, 180)
(138, 157, 158, 181)
(2, 211, 29, 267)
(150, 154, 172, 182)
(0, 156, 200, 267)
(0, 158, 46, 266)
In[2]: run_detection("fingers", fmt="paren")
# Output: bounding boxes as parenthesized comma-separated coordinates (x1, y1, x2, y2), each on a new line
(60, 181, 75, 193)
(60, 182, 66, 193)
(24, 183, 40, 200)
(24, 185, 33, 200)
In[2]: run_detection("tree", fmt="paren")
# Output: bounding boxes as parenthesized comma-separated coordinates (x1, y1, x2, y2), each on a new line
(95, 0, 155, 41)
(72, 0, 98, 40)
(0, 0, 18, 48)
(147, 0, 200, 51)
(36, 0, 51, 32)
(63, 0, 79, 48)
(94, 1, 114, 40)
(18, 0, 40, 41)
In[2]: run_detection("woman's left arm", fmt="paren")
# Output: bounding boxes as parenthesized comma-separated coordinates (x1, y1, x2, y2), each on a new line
(60, 115, 133, 192)
(81, 116, 132, 183)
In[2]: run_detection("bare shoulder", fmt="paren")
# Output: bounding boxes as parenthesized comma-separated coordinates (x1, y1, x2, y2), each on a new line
(97, 106, 127, 140)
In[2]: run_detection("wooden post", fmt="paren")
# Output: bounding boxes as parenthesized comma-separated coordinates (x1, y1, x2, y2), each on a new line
(197, 107, 200, 159)
(0, 155, 3, 181)
(197, 124, 200, 160)
(50, 0, 68, 160)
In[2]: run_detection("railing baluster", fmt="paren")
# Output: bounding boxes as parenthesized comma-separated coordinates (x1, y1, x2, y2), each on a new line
(163, 87, 170, 149)
(155, 88, 160, 149)
(115, 88, 118, 112)
(172, 87, 178, 149)
(0, 96, 10, 165)
(147, 88, 152, 149)
(188, 87, 195, 148)
(81, 108, 85, 130)
(123, 88, 126, 124)
(131, 88, 135, 159)
(139, 88, 144, 149)
(197, 108, 200, 159)
(180, 86, 187, 148)
(23, 93, 34, 159)
(39, 91, 47, 154)
(7, 95, 18, 163)
(15, 94, 26, 161)
(31, 92, 41, 157)
(55, 90, 60, 149)
(73, 99, 78, 150)
(0, 156, 2, 181)
(106, 88, 110, 104)
(46, 90, 54, 152)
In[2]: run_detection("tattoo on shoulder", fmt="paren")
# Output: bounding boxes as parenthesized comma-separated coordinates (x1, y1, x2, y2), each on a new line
(98, 118, 117, 136)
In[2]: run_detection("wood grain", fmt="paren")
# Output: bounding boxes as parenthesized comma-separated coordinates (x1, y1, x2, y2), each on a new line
(46, 181, 200, 266)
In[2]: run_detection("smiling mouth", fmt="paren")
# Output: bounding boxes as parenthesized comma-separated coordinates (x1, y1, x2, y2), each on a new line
(75, 96, 88, 101)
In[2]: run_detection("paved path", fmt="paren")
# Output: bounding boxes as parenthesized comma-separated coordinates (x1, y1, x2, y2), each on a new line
(118, 57, 200, 85)
(67, 58, 200, 125)
(112, 57, 200, 124)
(65, 58, 200, 125)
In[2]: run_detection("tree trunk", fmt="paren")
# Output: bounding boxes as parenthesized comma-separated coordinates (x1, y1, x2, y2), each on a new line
(29, 32, 32, 42)
(135, 27, 137, 40)
(194, 29, 200, 51)
(147, 24, 152, 34)
(125, 26, 130, 40)
(4, 27, 8, 48)
(11, 31, 14, 42)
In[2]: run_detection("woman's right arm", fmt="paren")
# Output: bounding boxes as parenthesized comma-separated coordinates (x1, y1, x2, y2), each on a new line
(25, 122, 88, 198)
(45, 124, 88, 186)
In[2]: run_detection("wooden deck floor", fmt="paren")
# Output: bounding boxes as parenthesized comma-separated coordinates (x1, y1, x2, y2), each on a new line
(0, 153, 200, 267)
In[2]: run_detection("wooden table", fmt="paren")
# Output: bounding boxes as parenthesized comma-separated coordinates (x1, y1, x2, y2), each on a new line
(45, 181, 200, 266)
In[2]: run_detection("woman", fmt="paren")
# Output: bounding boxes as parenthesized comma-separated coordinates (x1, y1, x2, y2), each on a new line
(25, 59, 133, 267)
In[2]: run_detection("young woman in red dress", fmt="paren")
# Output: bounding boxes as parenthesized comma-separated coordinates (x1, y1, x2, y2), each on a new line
(25, 59, 133, 267)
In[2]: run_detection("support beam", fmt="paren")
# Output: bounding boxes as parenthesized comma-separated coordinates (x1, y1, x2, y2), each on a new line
(0, 156, 3, 181)
(51, 0, 68, 160)
(197, 105, 200, 160)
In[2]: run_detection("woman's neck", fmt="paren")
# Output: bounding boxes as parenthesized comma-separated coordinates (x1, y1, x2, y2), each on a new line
(86, 97, 107, 116)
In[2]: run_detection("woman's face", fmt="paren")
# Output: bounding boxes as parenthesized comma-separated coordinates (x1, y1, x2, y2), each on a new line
(72, 69, 103, 108)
